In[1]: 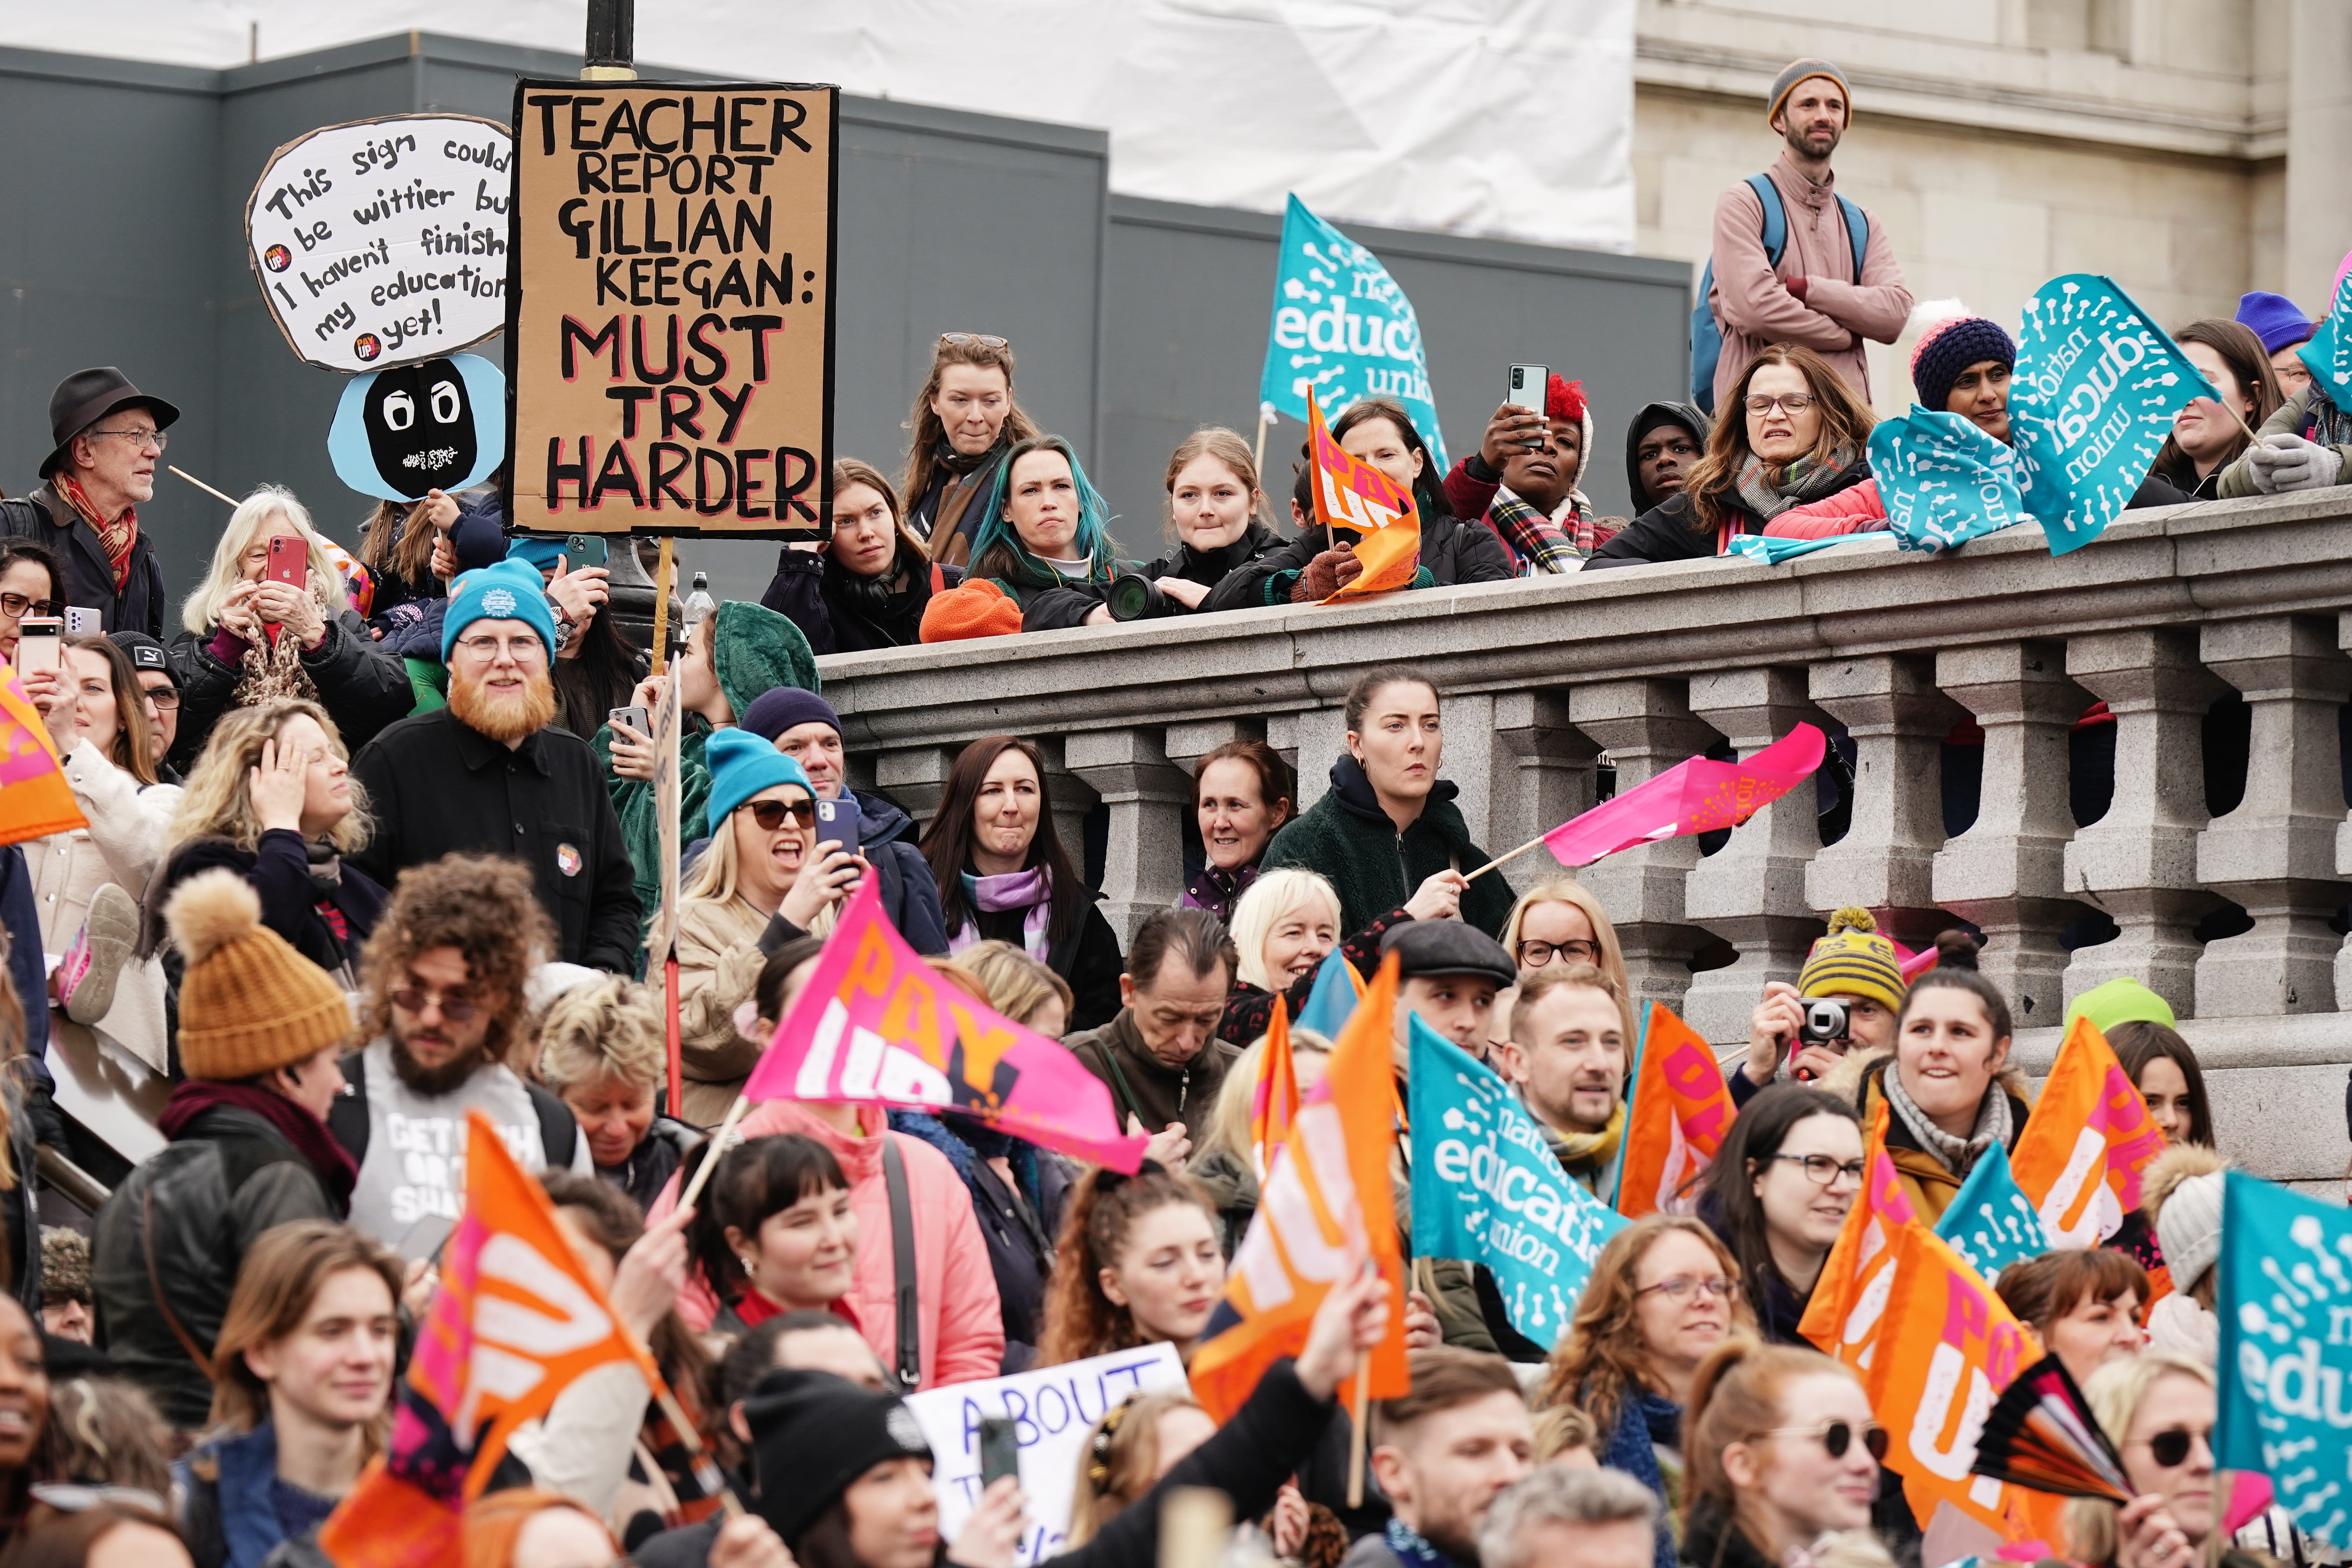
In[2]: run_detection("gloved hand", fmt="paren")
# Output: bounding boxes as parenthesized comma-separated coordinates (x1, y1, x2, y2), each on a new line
(2247, 432, 2344, 493)
(1292, 545, 1363, 603)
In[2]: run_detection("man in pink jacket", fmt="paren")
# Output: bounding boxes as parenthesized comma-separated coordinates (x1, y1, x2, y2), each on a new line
(1708, 58, 1912, 409)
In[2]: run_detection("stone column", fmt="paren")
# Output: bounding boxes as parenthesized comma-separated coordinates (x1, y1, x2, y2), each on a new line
(1067, 728, 1194, 946)
(1806, 655, 1961, 947)
(2062, 629, 2222, 1016)
(1682, 669, 1827, 1044)
(1567, 679, 1719, 1014)
(1932, 642, 2090, 1030)
(872, 744, 959, 834)
(1030, 736, 1101, 887)
(2195, 617, 2352, 1016)
(1270, 707, 1348, 812)
(1488, 690, 1599, 864)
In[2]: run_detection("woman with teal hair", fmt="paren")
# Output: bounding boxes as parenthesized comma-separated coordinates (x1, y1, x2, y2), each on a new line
(965, 434, 1128, 629)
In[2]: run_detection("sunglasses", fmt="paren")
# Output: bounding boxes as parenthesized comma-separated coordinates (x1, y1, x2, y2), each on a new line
(740, 797, 817, 831)
(939, 332, 1009, 349)
(1757, 1420, 1889, 1462)
(2137, 1427, 2209, 1469)
(390, 987, 479, 1023)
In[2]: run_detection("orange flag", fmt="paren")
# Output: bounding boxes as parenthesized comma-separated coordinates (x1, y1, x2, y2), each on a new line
(1867, 1220, 2039, 1535)
(1799, 1101, 1916, 1374)
(1250, 995, 1301, 1182)
(1308, 394, 1420, 601)
(319, 1111, 669, 1568)
(0, 672, 84, 848)
(1614, 1003, 1738, 1220)
(2007, 1015, 2168, 1248)
(1191, 954, 1408, 1422)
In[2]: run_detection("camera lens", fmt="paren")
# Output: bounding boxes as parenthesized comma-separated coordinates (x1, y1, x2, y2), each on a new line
(1107, 572, 1166, 622)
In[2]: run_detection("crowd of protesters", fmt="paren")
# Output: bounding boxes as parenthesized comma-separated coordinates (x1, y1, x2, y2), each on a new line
(0, 42, 2318, 1568)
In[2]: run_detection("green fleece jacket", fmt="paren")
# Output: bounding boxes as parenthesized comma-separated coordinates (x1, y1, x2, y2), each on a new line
(1261, 755, 1515, 939)
(592, 600, 819, 929)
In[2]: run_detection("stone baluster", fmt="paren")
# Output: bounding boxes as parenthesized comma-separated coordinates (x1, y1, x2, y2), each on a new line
(2194, 617, 2352, 1015)
(1567, 679, 1719, 1014)
(1031, 736, 1101, 886)
(1932, 641, 2090, 1030)
(872, 744, 959, 835)
(1488, 691, 1599, 866)
(1066, 728, 1194, 945)
(1682, 669, 1827, 1044)
(1269, 706, 1349, 812)
(1805, 655, 1961, 947)
(2062, 630, 2221, 1016)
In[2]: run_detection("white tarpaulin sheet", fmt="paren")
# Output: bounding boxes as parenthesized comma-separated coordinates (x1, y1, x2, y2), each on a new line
(4, 0, 1635, 251)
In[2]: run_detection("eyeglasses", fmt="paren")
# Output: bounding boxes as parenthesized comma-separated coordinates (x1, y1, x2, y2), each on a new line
(939, 332, 1009, 349)
(1516, 937, 1598, 968)
(739, 797, 818, 831)
(1770, 1152, 1867, 1186)
(1743, 393, 1818, 416)
(87, 427, 167, 452)
(454, 633, 547, 662)
(390, 987, 479, 1024)
(141, 684, 181, 711)
(1635, 1274, 1739, 1303)
(0, 593, 58, 619)
(2134, 1427, 2211, 1469)
(1755, 1421, 1889, 1463)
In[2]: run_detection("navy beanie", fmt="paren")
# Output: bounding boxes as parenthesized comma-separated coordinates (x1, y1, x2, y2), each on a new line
(1909, 316, 2016, 416)
(743, 686, 842, 743)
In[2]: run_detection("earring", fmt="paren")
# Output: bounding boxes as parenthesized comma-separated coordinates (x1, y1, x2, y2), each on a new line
(740, 1254, 755, 1277)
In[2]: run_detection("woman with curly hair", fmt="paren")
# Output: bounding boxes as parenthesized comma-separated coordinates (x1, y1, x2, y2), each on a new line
(536, 977, 695, 1213)
(1035, 1165, 1223, 1368)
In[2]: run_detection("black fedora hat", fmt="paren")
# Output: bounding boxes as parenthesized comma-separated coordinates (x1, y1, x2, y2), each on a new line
(41, 368, 180, 479)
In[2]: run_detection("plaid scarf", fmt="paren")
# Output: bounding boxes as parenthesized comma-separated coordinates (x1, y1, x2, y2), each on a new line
(52, 472, 136, 592)
(1486, 487, 1597, 574)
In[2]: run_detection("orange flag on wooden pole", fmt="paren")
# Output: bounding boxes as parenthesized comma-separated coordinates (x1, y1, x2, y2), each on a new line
(1191, 954, 1408, 1422)
(1613, 1003, 1739, 1220)
(1308, 394, 1420, 601)
(0, 673, 84, 847)
(2007, 1015, 2168, 1249)
(1799, 1101, 1917, 1374)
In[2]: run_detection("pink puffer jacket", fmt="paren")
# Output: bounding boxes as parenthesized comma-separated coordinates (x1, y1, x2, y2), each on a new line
(1760, 477, 1889, 538)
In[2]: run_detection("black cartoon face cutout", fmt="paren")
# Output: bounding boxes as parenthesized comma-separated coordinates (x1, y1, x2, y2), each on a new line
(361, 357, 477, 499)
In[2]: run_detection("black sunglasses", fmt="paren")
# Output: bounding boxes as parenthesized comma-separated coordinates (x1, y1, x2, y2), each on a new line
(2141, 1427, 2207, 1468)
(739, 797, 817, 831)
(1758, 1420, 1889, 1462)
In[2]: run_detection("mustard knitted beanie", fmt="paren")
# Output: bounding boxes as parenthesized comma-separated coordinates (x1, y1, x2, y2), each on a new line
(1797, 907, 1905, 1013)
(166, 869, 354, 1080)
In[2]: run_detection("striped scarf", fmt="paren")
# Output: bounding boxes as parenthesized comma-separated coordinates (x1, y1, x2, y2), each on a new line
(1486, 488, 1602, 573)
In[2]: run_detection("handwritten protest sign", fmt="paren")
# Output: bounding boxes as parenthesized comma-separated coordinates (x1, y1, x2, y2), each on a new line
(327, 352, 506, 501)
(1870, 407, 2031, 554)
(2216, 1171, 2352, 1543)
(2296, 267, 2352, 400)
(1408, 1015, 1625, 1344)
(2009, 275, 2210, 555)
(904, 1344, 1185, 1566)
(506, 81, 837, 537)
(246, 115, 513, 374)
(1259, 195, 1447, 469)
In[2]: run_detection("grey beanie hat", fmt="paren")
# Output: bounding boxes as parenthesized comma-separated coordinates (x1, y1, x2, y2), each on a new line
(1768, 58, 1851, 127)
(2154, 1168, 2225, 1289)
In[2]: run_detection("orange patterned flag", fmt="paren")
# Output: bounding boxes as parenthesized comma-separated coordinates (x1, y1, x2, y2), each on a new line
(0, 672, 83, 848)
(1308, 394, 1420, 601)
(2008, 1015, 2168, 1248)
(1191, 955, 1408, 1421)
(1614, 1003, 1738, 1220)
(1799, 1101, 1917, 1374)
(1250, 995, 1301, 1182)
(1867, 1220, 2038, 1535)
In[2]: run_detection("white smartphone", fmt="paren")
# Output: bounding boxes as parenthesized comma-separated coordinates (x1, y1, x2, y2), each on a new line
(62, 607, 99, 637)
(1506, 364, 1549, 448)
(14, 617, 61, 677)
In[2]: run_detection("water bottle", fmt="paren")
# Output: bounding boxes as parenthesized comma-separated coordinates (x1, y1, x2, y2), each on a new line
(682, 570, 715, 629)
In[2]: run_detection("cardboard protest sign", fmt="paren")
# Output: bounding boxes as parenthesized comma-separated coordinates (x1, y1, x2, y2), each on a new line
(1259, 194, 1448, 469)
(1870, 407, 2032, 553)
(1408, 1015, 1626, 1345)
(247, 115, 512, 374)
(327, 353, 506, 500)
(506, 82, 837, 537)
(2297, 267, 2352, 401)
(904, 1344, 1185, 1566)
(2216, 1170, 2352, 1541)
(2009, 275, 2211, 555)
(1932, 1142, 2053, 1285)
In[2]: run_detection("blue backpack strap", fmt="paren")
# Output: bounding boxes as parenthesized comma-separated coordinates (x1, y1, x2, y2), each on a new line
(1748, 174, 1787, 267)
(1691, 175, 1796, 415)
(1836, 193, 1869, 281)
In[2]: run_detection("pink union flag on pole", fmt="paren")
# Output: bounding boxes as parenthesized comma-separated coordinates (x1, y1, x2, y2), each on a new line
(742, 880, 1147, 1173)
(1541, 724, 1827, 868)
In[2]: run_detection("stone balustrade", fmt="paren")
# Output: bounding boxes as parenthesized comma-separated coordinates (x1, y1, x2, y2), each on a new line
(820, 491, 2352, 1189)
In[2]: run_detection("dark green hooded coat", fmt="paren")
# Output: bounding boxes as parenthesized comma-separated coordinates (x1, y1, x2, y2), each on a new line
(1261, 755, 1515, 938)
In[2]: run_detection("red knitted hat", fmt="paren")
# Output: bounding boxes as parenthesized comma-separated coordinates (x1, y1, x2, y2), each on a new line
(920, 577, 1023, 642)
(1546, 376, 1587, 424)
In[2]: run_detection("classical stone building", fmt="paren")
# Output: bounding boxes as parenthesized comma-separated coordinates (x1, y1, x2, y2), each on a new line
(1632, 0, 2344, 414)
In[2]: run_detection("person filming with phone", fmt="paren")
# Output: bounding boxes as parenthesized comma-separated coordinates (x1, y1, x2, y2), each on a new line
(167, 486, 410, 772)
(1442, 370, 1622, 569)
(1736, 907, 1904, 1104)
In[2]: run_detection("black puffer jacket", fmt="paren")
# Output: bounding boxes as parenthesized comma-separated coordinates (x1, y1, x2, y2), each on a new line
(1136, 519, 1290, 610)
(760, 548, 962, 652)
(1201, 510, 1514, 612)
(165, 610, 415, 769)
(1584, 455, 1874, 569)
(91, 1102, 342, 1428)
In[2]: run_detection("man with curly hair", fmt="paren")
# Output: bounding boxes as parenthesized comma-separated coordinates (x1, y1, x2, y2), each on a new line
(331, 853, 590, 1258)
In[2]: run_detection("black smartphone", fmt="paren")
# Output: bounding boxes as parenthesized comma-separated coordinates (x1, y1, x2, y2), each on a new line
(977, 1415, 1020, 1489)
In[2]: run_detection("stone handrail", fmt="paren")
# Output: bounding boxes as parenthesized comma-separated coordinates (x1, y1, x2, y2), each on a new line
(816, 490, 2352, 1188)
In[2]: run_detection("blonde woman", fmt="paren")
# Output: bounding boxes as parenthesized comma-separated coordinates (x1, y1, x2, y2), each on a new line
(1190, 1027, 1333, 1255)
(951, 938, 1074, 1036)
(537, 976, 693, 1212)
(2066, 1353, 2277, 1568)
(666, 733, 860, 1126)
(1502, 878, 1633, 998)
(149, 698, 380, 987)
(169, 485, 410, 771)
(1218, 862, 1465, 1047)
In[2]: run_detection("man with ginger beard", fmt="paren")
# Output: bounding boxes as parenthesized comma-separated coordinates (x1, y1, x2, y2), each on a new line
(328, 853, 591, 1258)
(350, 558, 639, 972)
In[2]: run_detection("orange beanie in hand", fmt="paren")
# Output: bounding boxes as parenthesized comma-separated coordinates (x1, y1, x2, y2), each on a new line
(920, 578, 1023, 642)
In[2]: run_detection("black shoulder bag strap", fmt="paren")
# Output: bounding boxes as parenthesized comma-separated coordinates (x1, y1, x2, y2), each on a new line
(881, 1138, 922, 1392)
(525, 1081, 580, 1169)
(327, 1049, 370, 1162)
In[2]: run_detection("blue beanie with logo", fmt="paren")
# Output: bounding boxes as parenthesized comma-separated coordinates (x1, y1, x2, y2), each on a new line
(441, 558, 559, 662)
(706, 728, 814, 834)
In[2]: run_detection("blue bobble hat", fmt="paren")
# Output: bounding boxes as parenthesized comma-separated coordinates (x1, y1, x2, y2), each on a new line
(705, 727, 813, 834)
(2235, 291, 2317, 355)
(440, 557, 558, 661)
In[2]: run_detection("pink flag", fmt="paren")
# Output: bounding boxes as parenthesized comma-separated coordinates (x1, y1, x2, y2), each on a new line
(1541, 723, 1827, 868)
(742, 880, 1148, 1172)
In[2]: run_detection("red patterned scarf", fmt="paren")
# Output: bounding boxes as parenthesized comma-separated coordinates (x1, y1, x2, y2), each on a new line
(52, 472, 136, 592)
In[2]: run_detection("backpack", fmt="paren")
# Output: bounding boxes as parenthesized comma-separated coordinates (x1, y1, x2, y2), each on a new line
(1690, 173, 1870, 415)
(326, 1048, 579, 1170)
